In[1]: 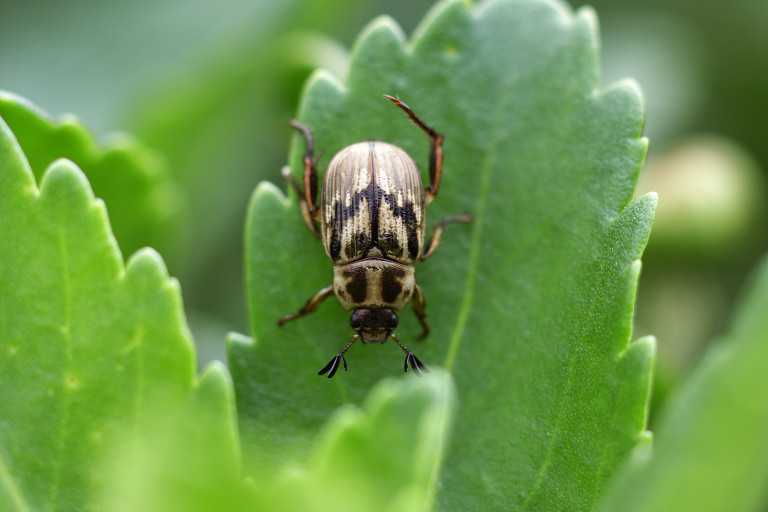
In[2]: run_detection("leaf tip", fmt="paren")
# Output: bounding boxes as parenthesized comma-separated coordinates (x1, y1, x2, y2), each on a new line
(574, 3, 599, 30)
(197, 359, 235, 405)
(356, 14, 407, 48)
(629, 192, 658, 232)
(40, 158, 95, 200)
(125, 246, 169, 278)
(628, 334, 657, 360)
(0, 89, 51, 119)
(607, 77, 645, 106)
(247, 180, 291, 217)
(123, 248, 191, 316)
(348, 13, 407, 66)
(301, 68, 347, 101)
(637, 190, 658, 210)
(226, 331, 254, 348)
(600, 78, 646, 139)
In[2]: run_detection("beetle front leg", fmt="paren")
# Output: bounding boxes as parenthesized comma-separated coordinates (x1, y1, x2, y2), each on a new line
(383, 95, 443, 205)
(288, 120, 322, 239)
(419, 215, 473, 262)
(278, 285, 334, 326)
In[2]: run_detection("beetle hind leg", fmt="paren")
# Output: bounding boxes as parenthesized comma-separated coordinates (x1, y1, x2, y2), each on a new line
(391, 333, 429, 376)
(287, 119, 322, 238)
(383, 94, 443, 205)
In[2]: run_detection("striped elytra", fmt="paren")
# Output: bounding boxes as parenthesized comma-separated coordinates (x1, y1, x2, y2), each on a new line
(321, 141, 425, 265)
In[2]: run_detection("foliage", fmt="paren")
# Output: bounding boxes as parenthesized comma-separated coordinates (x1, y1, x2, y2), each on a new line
(238, 0, 653, 509)
(1, 0, 765, 511)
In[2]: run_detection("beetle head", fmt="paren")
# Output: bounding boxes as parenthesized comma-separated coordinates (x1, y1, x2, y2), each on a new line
(350, 309, 398, 343)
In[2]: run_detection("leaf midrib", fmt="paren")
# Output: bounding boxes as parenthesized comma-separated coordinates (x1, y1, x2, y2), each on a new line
(47, 220, 75, 512)
(440, 73, 613, 509)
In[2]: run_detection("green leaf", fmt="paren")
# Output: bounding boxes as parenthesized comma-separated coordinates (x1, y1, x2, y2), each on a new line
(102, 363, 245, 512)
(251, 371, 455, 512)
(0, 106, 237, 511)
(236, 0, 654, 509)
(0, 91, 182, 263)
(598, 254, 768, 512)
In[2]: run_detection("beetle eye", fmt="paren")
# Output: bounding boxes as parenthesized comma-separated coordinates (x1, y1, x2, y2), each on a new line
(350, 312, 362, 330)
(389, 312, 399, 328)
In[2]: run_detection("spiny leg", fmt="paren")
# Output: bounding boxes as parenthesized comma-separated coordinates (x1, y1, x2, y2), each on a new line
(318, 334, 360, 378)
(412, 284, 430, 340)
(288, 119, 322, 238)
(278, 285, 334, 326)
(383, 94, 443, 205)
(391, 333, 429, 376)
(419, 215, 474, 262)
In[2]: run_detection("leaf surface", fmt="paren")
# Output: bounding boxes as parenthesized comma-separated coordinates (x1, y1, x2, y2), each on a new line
(0, 104, 237, 511)
(251, 371, 455, 512)
(235, 0, 655, 509)
(0, 92, 180, 262)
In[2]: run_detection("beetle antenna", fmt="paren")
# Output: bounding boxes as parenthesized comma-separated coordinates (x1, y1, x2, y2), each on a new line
(318, 334, 360, 378)
(390, 333, 429, 376)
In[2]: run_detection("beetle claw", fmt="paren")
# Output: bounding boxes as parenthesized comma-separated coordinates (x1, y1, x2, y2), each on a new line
(318, 353, 347, 378)
(404, 352, 429, 376)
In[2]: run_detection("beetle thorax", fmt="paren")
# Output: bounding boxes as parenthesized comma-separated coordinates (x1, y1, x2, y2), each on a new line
(333, 258, 416, 312)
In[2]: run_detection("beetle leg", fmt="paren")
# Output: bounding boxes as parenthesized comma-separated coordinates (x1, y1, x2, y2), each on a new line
(391, 333, 430, 376)
(319, 334, 359, 378)
(281, 166, 320, 239)
(278, 285, 334, 326)
(412, 284, 430, 340)
(383, 94, 443, 205)
(419, 215, 473, 262)
(289, 120, 322, 238)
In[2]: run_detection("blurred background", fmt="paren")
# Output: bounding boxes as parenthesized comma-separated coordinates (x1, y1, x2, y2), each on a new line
(1, 0, 766, 417)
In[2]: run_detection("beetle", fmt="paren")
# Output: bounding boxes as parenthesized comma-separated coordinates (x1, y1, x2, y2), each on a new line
(278, 94, 471, 378)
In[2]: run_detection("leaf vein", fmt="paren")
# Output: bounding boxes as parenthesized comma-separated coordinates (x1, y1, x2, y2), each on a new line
(47, 225, 74, 512)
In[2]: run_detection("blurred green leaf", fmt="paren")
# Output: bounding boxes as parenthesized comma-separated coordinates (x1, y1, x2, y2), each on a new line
(637, 136, 766, 263)
(0, 106, 237, 511)
(104, 363, 245, 512)
(250, 371, 455, 512)
(598, 254, 768, 512)
(0, 91, 181, 262)
(235, 0, 655, 509)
